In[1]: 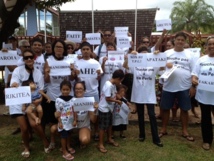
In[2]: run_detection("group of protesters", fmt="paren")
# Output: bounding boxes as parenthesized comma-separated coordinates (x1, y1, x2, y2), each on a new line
(1, 28, 214, 160)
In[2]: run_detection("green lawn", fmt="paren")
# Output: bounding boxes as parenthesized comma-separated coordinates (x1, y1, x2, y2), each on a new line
(0, 116, 213, 161)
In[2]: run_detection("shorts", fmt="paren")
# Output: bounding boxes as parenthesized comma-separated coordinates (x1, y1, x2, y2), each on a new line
(160, 89, 191, 111)
(112, 124, 127, 131)
(98, 110, 112, 130)
(11, 114, 25, 118)
(60, 130, 71, 138)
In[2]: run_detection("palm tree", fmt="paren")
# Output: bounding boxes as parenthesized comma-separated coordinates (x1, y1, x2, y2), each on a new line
(170, 0, 214, 33)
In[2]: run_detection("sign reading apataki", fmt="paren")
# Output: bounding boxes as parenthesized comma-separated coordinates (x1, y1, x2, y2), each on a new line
(0, 50, 19, 66)
(5, 86, 31, 106)
(116, 37, 131, 49)
(156, 19, 172, 31)
(146, 52, 167, 67)
(49, 60, 71, 76)
(108, 51, 124, 64)
(197, 75, 214, 92)
(73, 97, 95, 112)
(128, 54, 147, 67)
(78, 63, 100, 78)
(66, 31, 82, 43)
(85, 33, 101, 45)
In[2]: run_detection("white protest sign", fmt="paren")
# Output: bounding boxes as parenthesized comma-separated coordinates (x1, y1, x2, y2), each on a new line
(116, 37, 131, 49)
(108, 51, 124, 64)
(49, 60, 71, 76)
(118, 103, 130, 120)
(78, 63, 99, 78)
(5, 86, 31, 106)
(73, 97, 95, 112)
(156, 19, 172, 31)
(66, 31, 82, 43)
(114, 27, 129, 37)
(197, 75, 214, 92)
(159, 65, 178, 79)
(128, 54, 147, 67)
(85, 33, 101, 45)
(2, 43, 13, 50)
(146, 52, 167, 67)
(0, 50, 19, 66)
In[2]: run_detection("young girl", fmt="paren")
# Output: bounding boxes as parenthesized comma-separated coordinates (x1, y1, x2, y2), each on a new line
(112, 84, 131, 139)
(55, 80, 77, 160)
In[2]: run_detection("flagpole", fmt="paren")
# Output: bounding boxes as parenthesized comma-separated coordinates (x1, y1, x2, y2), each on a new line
(134, 0, 138, 50)
(92, 0, 94, 33)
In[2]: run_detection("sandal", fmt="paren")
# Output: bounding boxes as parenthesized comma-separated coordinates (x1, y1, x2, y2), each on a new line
(62, 153, 74, 160)
(21, 151, 30, 158)
(159, 132, 168, 138)
(107, 141, 119, 147)
(97, 146, 107, 153)
(182, 135, 195, 142)
(68, 148, 76, 154)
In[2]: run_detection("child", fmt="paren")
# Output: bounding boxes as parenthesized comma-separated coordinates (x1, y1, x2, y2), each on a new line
(97, 69, 125, 153)
(22, 81, 51, 125)
(112, 84, 131, 139)
(55, 80, 76, 161)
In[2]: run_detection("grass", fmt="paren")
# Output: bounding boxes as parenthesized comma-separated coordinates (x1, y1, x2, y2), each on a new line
(0, 116, 214, 161)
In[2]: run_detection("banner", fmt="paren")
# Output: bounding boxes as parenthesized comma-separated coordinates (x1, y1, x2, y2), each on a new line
(73, 97, 95, 112)
(5, 86, 31, 106)
(85, 33, 101, 45)
(66, 31, 82, 43)
(116, 37, 131, 49)
(108, 51, 124, 64)
(0, 50, 19, 66)
(146, 52, 167, 67)
(156, 19, 172, 31)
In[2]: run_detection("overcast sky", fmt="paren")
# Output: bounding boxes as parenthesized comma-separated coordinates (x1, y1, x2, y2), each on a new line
(61, 0, 214, 20)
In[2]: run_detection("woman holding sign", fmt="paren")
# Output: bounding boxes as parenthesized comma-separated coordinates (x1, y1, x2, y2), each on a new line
(123, 45, 163, 147)
(9, 49, 51, 157)
(192, 36, 214, 150)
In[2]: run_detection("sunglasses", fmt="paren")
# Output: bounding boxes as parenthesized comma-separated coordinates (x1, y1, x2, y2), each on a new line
(104, 34, 111, 37)
(23, 56, 34, 60)
(22, 46, 31, 48)
(142, 41, 149, 44)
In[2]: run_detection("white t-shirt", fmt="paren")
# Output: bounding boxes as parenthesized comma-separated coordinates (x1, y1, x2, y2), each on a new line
(163, 49, 194, 92)
(55, 98, 75, 131)
(99, 56, 124, 93)
(192, 55, 214, 105)
(129, 66, 158, 103)
(76, 110, 90, 129)
(75, 59, 103, 96)
(94, 44, 107, 58)
(112, 102, 129, 126)
(4, 67, 11, 84)
(46, 56, 72, 101)
(9, 65, 44, 115)
(98, 80, 117, 112)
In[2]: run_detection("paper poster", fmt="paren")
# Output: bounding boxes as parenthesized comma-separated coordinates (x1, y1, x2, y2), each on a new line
(49, 60, 71, 76)
(85, 33, 101, 45)
(5, 86, 31, 106)
(159, 65, 178, 79)
(146, 52, 167, 67)
(2, 43, 13, 50)
(0, 50, 20, 66)
(78, 63, 99, 78)
(114, 27, 129, 37)
(116, 37, 131, 49)
(127, 54, 147, 67)
(108, 51, 124, 63)
(66, 31, 82, 43)
(156, 19, 172, 31)
(73, 97, 95, 112)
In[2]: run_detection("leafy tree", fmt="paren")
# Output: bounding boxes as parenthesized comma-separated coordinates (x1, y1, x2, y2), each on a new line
(0, 0, 75, 48)
(170, 0, 214, 33)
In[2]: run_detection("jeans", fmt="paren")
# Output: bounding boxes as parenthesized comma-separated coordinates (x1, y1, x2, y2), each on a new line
(199, 103, 214, 144)
(136, 103, 160, 143)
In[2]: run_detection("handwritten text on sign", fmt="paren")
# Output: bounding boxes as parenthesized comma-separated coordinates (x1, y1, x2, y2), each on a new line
(0, 50, 19, 66)
(85, 33, 101, 45)
(116, 37, 131, 49)
(73, 97, 95, 112)
(5, 86, 31, 106)
(146, 52, 167, 67)
(66, 31, 82, 43)
(156, 19, 172, 31)
(77, 63, 100, 78)
(197, 75, 214, 92)
(108, 51, 124, 63)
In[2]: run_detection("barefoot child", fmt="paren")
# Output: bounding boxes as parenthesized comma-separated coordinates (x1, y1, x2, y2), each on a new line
(97, 69, 125, 153)
(55, 80, 77, 160)
(22, 81, 51, 125)
(112, 84, 131, 139)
